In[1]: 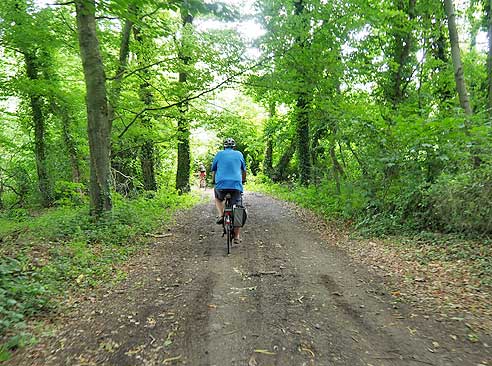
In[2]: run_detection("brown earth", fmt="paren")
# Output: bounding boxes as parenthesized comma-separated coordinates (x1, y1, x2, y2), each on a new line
(7, 191, 492, 366)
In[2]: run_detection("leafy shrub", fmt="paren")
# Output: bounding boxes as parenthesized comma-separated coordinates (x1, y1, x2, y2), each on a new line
(427, 170, 492, 234)
(0, 257, 49, 355)
(53, 181, 86, 207)
(249, 177, 365, 220)
(0, 189, 198, 356)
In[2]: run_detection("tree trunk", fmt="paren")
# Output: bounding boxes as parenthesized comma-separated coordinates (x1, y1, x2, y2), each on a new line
(108, 16, 133, 123)
(444, 0, 481, 166)
(432, 27, 453, 105)
(389, 0, 416, 107)
(296, 93, 311, 186)
(443, 0, 473, 118)
(175, 7, 193, 194)
(133, 25, 158, 191)
(272, 138, 296, 182)
(329, 144, 341, 195)
(75, 0, 112, 215)
(109, 13, 137, 194)
(310, 124, 327, 168)
(51, 101, 82, 183)
(345, 139, 368, 178)
(140, 140, 157, 191)
(294, 0, 311, 186)
(264, 137, 274, 178)
(263, 101, 275, 178)
(176, 115, 191, 193)
(24, 52, 53, 207)
(60, 107, 82, 184)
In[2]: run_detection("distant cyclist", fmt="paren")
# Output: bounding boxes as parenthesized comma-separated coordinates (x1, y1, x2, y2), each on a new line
(198, 163, 206, 188)
(211, 137, 246, 243)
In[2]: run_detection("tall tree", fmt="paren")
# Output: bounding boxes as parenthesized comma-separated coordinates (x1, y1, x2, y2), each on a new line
(443, 0, 473, 118)
(263, 101, 276, 178)
(133, 23, 158, 191)
(3, 1, 55, 206)
(175, 2, 193, 194)
(109, 9, 137, 195)
(75, 0, 112, 215)
(294, 0, 311, 186)
(51, 99, 82, 184)
(24, 50, 53, 207)
(387, 0, 417, 108)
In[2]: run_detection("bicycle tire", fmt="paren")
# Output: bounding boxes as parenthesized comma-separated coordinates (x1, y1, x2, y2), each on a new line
(226, 223, 231, 254)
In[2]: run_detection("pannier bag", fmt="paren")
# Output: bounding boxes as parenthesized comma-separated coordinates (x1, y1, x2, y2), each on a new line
(233, 205, 247, 227)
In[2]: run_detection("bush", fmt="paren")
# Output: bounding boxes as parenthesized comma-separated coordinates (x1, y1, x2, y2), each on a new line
(249, 177, 365, 220)
(427, 170, 492, 234)
(0, 257, 50, 356)
(0, 189, 198, 357)
(53, 181, 86, 207)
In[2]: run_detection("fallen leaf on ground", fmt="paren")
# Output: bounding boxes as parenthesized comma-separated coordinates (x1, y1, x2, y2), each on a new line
(300, 345, 315, 358)
(163, 355, 182, 363)
(254, 349, 276, 355)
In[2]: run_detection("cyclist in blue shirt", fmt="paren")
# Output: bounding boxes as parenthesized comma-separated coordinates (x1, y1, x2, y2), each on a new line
(211, 138, 246, 242)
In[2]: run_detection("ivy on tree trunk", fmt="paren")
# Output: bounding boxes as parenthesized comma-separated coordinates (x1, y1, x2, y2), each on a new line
(294, 0, 311, 186)
(133, 24, 158, 192)
(175, 8, 193, 194)
(24, 52, 53, 207)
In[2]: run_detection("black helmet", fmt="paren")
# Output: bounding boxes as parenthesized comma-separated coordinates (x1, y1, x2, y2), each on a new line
(223, 137, 236, 148)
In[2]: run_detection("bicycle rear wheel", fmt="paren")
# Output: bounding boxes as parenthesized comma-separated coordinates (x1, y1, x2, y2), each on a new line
(226, 224, 231, 254)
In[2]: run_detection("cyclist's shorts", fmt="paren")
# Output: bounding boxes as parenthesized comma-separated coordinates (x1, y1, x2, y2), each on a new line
(214, 188, 242, 205)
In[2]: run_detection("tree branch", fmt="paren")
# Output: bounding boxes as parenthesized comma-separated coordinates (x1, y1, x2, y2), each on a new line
(107, 57, 178, 81)
(51, 1, 75, 5)
(117, 57, 269, 139)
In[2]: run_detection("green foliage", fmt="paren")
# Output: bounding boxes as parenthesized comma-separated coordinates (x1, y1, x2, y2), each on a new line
(203, 93, 265, 175)
(427, 169, 492, 234)
(53, 181, 86, 207)
(0, 190, 198, 356)
(249, 176, 365, 220)
(0, 257, 48, 355)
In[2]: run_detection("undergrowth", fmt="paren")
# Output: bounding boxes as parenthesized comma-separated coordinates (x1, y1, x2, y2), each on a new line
(0, 190, 198, 361)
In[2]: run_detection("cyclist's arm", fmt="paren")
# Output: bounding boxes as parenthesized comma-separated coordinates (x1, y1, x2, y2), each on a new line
(242, 170, 246, 183)
(211, 171, 216, 184)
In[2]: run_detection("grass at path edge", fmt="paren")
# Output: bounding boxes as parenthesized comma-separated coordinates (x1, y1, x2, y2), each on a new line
(0, 191, 200, 361)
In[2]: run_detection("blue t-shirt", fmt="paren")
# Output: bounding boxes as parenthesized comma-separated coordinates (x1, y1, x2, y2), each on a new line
(211, 148, 246, 191)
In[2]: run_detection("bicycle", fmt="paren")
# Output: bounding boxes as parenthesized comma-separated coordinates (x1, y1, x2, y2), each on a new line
(198, 171, 206, 189)
(199, 176, 206, 189)
(222, 193, 234, 254)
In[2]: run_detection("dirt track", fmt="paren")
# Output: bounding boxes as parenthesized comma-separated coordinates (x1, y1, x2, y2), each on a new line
(8, 191, 492, 365)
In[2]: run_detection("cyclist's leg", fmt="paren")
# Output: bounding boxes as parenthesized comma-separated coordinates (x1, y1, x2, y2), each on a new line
(214, 188, 226, 222)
